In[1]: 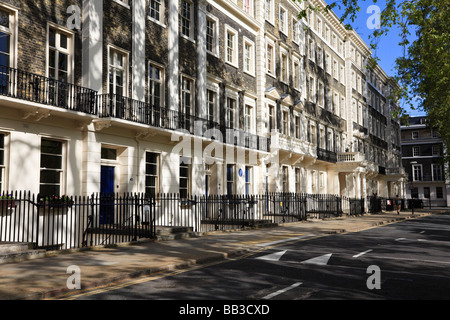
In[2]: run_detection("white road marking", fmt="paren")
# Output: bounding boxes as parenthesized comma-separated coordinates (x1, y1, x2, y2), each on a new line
(395, 238, 407, 241)
(370, 255, 450, 265)
(353, 249, 373, 258)
(300, 254, 332, 266)
(256, 234, 315, 247)
(262, 282, 303, 300)
(256, 250, 287, 261)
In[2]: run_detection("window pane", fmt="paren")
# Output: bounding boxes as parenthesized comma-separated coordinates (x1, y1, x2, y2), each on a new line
(39, 185, 60, 198)
(0, 133, 4, 166)
(40, 170, 61, 184)
(0, 10, 9, 28)
(101, 148, 117, 160)
(41, 154, 62, 169)
(60, 33, 68, 49)
(49, 29, 56, 47)
(41, 140, 62, 155)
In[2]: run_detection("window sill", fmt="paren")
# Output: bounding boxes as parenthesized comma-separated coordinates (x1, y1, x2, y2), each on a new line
(225, 61, 239, 69)
(113, 0, 130, 10)
(180, 34, 196, 44)
(243, 70, 255, 78)
(147, 16, 166, 28)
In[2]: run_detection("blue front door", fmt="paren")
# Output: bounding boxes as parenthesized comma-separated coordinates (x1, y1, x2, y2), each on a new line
(100, 166, 115, 225)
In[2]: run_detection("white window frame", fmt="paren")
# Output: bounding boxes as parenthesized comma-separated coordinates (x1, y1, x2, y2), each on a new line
(308, 37, 315, 62)
(180, 74, 194, 117)
(317, 45, 323, 68)
(244, 103, 254, 134)
(412, 146, 420, 157)
(47, 23, 75, 84)
(148, 0, 165, 26)
(148, 61, 164, 107)
(309, 76, 315, 103)
(281, 166, 289, 193)
(245, 166, 253, 195)
(243, 37, 255, 76)
(333, 59, 339, 80)
(325, 52, 331, 74)
(206, 15, 219, 56)
(282, 109, 289, 135)
(180, 0, 194, 41)
(292, 56, 301, 90)
(39, 137, 66, 197)
(266, 38, 275, 76)
(340, 64, 345, 84)
(265, 0, 275, 24)
(318, 81, 324, 107)
(225, 93, 237, 129)
(432, 164, 443, 181)
(0, 4, 18, 70)
(243, 0, 253, 16)
(0, 132, 7, 193)
(279, 5, 288, 35)
(225, 25, 238, 68)
(114, 0, 130, 9)
(292, 17, 299, 44)
(340, 96, 346, 119)
(206, 88, 217, 124)
(325, 25, 330, 43)
(145, 152, 160, 196)
(316, 17, 322, 35)
(179, 156, 191, 199)
(412, 164, 423, 182)
(280, 49, 289, 84)
(107, 45, 129, 97)
(432, 145, 440, 156)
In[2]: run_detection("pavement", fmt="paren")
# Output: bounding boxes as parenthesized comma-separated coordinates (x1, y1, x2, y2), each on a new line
(0, 208, 447, 300)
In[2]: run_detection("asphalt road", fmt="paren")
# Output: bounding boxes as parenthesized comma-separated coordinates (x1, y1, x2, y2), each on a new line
(69, 213, 450, 302)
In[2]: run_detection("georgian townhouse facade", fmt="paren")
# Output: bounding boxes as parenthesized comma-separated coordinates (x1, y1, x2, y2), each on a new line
(0, 0, 406, 204)
(401, 116, 450, 207)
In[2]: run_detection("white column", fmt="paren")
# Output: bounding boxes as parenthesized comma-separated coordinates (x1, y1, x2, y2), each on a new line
(197, 0, 207, 119)
(81, 127, 101, 196)
(168, 0, 179, 111)
(355, 171, 361, 198)
(254, 0, 266, 137)
(82, 0, 103, 93)
(132, 0, 146, 101)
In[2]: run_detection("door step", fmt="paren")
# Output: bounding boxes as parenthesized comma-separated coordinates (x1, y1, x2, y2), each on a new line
(0, 242, 46, 265)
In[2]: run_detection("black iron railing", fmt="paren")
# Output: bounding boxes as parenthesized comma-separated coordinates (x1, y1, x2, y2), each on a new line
(0, 66, 270, 152)
(97, 93, 271, 152)
(317, 147, 338, 163)
(1, 191, 369, 251)
(0, 65, 97, 114)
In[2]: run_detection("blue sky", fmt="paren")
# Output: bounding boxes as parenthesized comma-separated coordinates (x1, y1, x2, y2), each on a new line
(330, 1, 426, 117)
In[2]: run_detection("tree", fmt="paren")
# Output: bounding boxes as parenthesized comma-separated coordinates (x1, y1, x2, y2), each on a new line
(294, 0, 450, 175)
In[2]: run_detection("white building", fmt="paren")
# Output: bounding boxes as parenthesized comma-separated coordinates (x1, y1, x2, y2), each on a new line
(0, 0, 406, 205)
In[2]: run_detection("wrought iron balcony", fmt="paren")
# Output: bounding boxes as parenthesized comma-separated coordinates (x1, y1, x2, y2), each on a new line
(0, 65, 97, 115)
(317, 147, 337, 163)
(97, 93, 270, 152)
